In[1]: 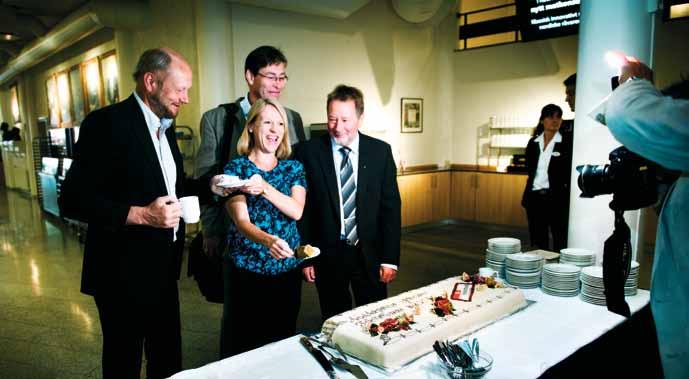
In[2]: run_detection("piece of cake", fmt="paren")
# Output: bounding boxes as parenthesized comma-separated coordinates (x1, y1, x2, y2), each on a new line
(296, 244, 317, 259)
(321, 276, 527, 369)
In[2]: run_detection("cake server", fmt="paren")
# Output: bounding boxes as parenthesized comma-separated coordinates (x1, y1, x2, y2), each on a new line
(329, 357, 368, 379)
(306, 337, 368, 379)
(300, 336, 340, 379)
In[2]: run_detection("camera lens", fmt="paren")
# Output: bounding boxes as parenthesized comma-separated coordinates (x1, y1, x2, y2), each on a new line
(576, 164, 612, 198)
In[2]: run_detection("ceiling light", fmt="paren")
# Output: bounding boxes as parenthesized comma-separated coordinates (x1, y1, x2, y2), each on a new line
(670, 3, 689, 18)
(1, 33, 19, 41)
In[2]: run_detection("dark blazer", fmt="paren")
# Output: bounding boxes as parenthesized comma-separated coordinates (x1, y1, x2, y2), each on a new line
(294, 133, 401, 281)
(521, 132, 573, 207)
(60, 95, 186, 303)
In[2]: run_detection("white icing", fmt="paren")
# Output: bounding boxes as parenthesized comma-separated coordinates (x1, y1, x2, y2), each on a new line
(321, 277, 527, 369)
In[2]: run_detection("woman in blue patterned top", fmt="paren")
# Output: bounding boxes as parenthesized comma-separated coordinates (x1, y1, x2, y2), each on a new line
(222, 98, 306, 355)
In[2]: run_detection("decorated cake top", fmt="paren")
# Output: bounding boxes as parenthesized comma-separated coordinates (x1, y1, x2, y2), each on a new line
(321, 275, 519, 344)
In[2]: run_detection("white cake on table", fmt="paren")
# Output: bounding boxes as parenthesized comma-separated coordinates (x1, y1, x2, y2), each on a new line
(321, 276, 527, 369)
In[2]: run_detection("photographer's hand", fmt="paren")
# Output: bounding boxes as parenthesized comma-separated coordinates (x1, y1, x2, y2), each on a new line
(619, 60, 653, 85)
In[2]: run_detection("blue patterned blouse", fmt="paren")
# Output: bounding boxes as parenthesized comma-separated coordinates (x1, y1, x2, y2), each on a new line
(224, 156, 307, 275)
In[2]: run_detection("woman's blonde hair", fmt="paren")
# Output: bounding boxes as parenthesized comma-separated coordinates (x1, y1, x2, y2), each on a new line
(236, 98, 291, 159)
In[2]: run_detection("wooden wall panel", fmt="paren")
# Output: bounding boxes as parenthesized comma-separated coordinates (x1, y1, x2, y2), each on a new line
(431, 172, 451, 221)
(476, 173, 527, 226)
(476, 173, 503, 224)
(398, 174, 433, 227)
(502, 174, 528, 226)
(450, 171, 476, 221)
(400, 170, 527, 227)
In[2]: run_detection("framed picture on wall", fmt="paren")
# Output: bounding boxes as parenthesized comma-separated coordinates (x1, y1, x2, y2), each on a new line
(46, 75, 60, 128)
(82, 58, 103, 112)
(56, 71, 73, 128)
(69, 65, 86, 124)
(100, 51, 119, 106)
(401, 97, 423, 133)
(10, 84, 20, 124)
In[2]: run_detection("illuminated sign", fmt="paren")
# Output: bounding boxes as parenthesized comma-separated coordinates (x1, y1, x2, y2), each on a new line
(518, 0, 580, 41)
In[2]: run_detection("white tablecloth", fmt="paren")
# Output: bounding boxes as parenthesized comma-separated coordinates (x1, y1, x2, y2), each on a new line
(171, 289, 650, 379)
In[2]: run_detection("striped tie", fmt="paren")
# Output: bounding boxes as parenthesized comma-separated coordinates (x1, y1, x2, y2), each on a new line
(339, 146, 358, 245)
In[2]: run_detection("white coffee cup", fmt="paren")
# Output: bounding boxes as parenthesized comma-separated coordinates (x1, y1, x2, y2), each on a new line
(179, 196, 200, 224)
(478, 267, 496, 278)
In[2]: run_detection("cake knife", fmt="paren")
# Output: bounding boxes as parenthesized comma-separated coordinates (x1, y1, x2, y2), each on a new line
(300, 336, 340, 379)
(330, 357, 369, 379)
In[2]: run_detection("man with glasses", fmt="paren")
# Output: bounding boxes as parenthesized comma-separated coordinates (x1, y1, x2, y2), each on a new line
(192, 45, 305, 358)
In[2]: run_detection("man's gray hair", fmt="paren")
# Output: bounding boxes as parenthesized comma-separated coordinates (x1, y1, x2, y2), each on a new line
(132, 48, 172, 81)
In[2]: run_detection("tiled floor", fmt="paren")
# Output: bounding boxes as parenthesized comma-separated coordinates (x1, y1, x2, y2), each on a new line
(8, 185, 631, 378)
(0, 188, 227, 378)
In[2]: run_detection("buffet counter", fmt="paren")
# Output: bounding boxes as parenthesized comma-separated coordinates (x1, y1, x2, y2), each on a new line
(397, 164, 527, 177)
(0, 141, 31, 192)
(397, 164, 528, 227)
(171, 289, 650, 379)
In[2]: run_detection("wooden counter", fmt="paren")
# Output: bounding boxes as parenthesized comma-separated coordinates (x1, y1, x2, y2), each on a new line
(397, 164, 527, 227)
(0, 142, 31, 192)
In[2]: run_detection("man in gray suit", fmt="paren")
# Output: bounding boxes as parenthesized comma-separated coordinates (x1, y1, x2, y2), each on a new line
(193, 45, 305, 358)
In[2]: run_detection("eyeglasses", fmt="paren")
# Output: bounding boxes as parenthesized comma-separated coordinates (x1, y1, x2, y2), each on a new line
(256, 73, 289, 83)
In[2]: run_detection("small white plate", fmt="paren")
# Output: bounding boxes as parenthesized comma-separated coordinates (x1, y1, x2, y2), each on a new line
(543, 263, 581, 275)
(560, 248, 595, 257)
(216, 175, 249, 188)
(488, 237, 521, 245)
(507, 253, 543, 262)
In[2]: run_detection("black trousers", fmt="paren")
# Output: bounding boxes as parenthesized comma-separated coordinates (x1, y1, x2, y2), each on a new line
(525, 190, 569, 252)
(226, 265, 302, 356)
(94, 283, 181, 379)
(315, 242, 388, 320)
(219, 256, 234, 359)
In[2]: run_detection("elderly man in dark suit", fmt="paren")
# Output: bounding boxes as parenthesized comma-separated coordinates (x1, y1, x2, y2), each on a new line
(295, 84, 401, 320)
(60, 48, 192, 378)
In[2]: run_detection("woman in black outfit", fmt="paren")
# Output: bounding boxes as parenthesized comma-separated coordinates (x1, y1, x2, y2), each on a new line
(522, 104, 572, 252)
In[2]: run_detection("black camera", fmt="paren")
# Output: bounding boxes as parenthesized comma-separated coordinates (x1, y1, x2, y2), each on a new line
(576, 146, 657, 211)
(576, 146, 658, 317)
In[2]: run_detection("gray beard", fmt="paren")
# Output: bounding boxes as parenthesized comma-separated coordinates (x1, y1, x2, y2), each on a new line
(148, 91, 175, 119)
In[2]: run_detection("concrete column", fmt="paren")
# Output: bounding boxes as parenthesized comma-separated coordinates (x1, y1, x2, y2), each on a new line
(568, 0, 655, 263)
(194, 0, 236, 114)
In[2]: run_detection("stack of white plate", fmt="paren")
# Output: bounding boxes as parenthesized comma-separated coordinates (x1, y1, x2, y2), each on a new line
(485, 250, 508, 278)
(580, 263, 642, 305)
(488, 237, 521, 253)
(560, 248, 596, 268)
(504, 253, 543, 289)
(625, 261, 640, 296)
(485, 237, 521, 278)
(541, 263, 581, 297)
(580, 266, 606, 305)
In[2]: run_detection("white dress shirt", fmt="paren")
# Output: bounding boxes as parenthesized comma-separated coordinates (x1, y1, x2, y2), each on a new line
(239, 95, 251, 118)
(331, 134, 397, 271)
(133, 92, 178, 240)
(532, 131, 562, 191)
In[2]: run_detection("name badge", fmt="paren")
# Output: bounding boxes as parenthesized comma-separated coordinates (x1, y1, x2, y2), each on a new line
(552, 151, 561, 157)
